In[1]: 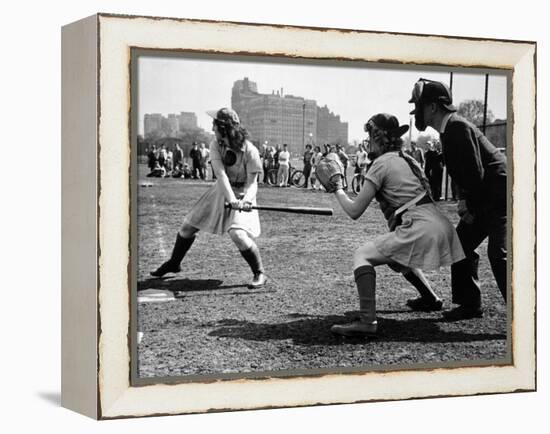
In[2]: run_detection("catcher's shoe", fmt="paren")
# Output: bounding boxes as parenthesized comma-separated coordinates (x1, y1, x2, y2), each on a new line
(150, 261, 181, 278)
(406, 297, 443, 312)
(248, 272, 267, 289)
(331, 320, 378, 337)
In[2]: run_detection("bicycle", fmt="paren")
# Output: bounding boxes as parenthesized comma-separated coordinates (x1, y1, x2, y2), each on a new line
(266, 165, 306, 187)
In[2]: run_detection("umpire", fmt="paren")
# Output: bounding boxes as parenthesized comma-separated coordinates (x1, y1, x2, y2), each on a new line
(409, 78, 507, 320)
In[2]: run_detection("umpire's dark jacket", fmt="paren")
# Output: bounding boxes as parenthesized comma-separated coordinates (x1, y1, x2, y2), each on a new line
(440, 113, 507, 211)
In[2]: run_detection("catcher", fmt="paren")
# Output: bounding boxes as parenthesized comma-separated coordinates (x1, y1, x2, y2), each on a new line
(316, 113, 464, 336)
(150, 108, 267, 289)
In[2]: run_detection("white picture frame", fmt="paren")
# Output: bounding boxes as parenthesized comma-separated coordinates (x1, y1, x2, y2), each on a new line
(61, 13, 536, 419)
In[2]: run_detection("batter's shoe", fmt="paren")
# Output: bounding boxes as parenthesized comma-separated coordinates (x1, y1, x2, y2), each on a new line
(150, 261, 181, 277)
(406, 297, 443, 312)
(150, 234, 195, 277)
(442, 305, 484, 321)
(330, 320, 378, 337)
(248, 272, 267, 289)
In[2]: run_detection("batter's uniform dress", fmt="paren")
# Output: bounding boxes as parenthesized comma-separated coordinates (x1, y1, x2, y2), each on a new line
(184, 140, 263, 238)
(439, 113, 507, 303)
(365, 152, 464, 271)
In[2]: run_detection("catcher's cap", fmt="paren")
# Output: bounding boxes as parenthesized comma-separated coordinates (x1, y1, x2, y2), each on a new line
(409, 79, 457, 114)
(207, 107, 240, 125)
(365, 113, 409, 138)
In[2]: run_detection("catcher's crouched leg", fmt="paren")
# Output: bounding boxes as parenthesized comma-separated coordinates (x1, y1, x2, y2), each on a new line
(331, 265, 378, 336)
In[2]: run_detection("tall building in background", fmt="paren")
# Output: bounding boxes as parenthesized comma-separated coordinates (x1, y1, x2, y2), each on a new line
(166, 114, 179, 136)
(231, 77, 347, 152)
(143, 112, 200, 139)
(178, 111, 198, 130)
(144, 113, 163, 136)
(317, 105, 349, 146)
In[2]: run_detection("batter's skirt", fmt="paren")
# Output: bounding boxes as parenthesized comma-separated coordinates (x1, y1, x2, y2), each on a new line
(183, 183, 261, 238)
(374, 203, 464, 271)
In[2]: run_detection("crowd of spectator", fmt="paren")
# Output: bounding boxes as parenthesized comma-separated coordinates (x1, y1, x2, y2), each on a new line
(144, 139, 459, 202)
(145, 142, 214, 180)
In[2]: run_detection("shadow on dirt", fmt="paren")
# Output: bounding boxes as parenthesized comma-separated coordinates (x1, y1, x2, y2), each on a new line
(208, 315, 506, 346)
(138, 278, 248, 293)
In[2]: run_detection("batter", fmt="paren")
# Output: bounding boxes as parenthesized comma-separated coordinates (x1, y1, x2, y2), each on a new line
(151, 108, 267, 289)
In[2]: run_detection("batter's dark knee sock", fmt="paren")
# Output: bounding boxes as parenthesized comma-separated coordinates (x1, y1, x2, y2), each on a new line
(169, 233, 195, 265)
(151, 234, 195, 277)
(354, 265, 376, 323)
(240, 243, 264, 275)
(403, 270, 438, 302)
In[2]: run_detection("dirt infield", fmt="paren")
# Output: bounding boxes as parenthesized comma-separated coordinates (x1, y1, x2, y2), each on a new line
(136, 167, 508, 379)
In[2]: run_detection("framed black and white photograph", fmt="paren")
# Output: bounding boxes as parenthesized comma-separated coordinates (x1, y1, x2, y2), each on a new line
(61, 13, 536, 419)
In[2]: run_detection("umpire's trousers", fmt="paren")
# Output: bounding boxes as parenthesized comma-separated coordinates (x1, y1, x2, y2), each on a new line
(451, 186, 507, 306)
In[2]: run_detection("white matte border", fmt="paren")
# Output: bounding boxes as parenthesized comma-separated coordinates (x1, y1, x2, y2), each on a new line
(97, 14, 536, 419)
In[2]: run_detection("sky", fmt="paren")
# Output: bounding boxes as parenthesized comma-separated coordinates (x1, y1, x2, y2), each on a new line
(137, 53, 508, 143)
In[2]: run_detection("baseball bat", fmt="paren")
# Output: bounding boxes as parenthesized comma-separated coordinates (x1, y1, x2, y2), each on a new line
(224, 203, 333, 216)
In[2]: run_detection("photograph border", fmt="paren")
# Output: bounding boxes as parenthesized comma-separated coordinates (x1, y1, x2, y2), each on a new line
(61, 13, 536, 419)
(129, 49, 515, 386)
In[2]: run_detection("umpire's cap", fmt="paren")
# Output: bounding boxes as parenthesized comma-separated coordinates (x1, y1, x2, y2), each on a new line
(207, 107, 240, 125)
(365, 113, 409, 138)
(409, 79, 457, 114)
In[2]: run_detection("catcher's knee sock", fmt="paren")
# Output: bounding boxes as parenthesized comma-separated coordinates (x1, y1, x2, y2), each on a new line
(403, 270, 438, 302)
(354, 265, 376, 323)
(240, 243, 264, 275)
(170, 233, 195, 265)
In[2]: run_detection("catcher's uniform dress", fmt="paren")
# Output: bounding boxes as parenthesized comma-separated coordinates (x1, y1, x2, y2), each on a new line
(365, 152, 464, 270)
(184, 139, 263, 237)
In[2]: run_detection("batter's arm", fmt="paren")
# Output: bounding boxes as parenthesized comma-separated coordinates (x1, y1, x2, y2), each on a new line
(242, 172, 259, 204)
(210, 158, 239, 204)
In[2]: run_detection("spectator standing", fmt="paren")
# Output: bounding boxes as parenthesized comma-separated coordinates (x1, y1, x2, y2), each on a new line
(336, 144, 349, 190)
(158, 144, 167, 168)
(199, 143, 209, 180)
(274, 144, 281, 169)
(302, 144, 314, 188)
(173, 143, 183, 171)
(355, 143, 369, 176)
(147, 145, 158, 173)
(189, 142, 202, 179)
(424, 140, 444, 200)
(310, 145, 323, 190)
(277, 144, 290, 187)
(406, 141, 425, 169)
(262, 145, 274, 184)
(166, 148, 173, 173)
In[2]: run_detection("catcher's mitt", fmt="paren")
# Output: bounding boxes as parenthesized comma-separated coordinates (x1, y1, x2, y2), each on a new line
(316, 154, 345, 193)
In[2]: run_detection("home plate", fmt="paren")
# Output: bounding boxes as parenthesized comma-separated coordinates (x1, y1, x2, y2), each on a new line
(138, 289, 176, 303)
